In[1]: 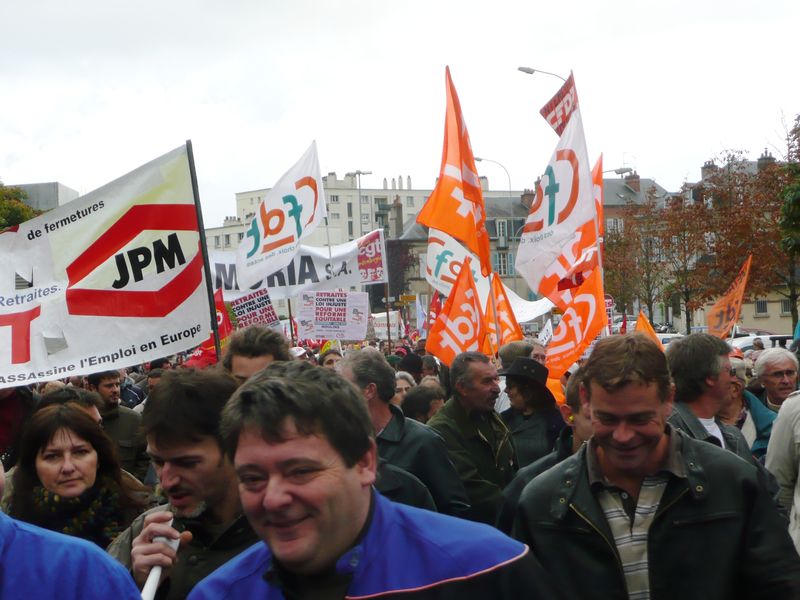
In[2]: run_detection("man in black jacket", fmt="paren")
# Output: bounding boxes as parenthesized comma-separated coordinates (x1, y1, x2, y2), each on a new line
(340, 349, 470, 517)
(497, 368, 592, 533)
(514, 333, 800, 600)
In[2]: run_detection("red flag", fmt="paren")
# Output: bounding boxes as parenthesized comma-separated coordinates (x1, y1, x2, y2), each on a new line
(416, 67, 491, 276)
(426, 291, 443, 331)
(620, 313, 628, 334)
(195, 288, 233, 365)
(426, 257, 486, 366)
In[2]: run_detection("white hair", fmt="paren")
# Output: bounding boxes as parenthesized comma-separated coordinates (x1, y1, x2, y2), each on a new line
(754, 347, 799, 379)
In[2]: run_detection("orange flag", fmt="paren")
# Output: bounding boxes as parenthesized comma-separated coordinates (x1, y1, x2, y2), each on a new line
(416, 67, 491, 276)
(592, 154, 604, 239)
(545, 268, 606, 379)
(426, 257, 486, 366)
(635, 311, 663, 350)
(707, 255, 752, 339)
(482, 273, 524, 354)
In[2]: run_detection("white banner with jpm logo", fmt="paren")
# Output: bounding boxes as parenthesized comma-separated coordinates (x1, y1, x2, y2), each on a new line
(0, 145, 210, 387)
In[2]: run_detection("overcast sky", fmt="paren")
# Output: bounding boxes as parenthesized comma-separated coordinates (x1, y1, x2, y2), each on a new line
(2, 0, 797, 227)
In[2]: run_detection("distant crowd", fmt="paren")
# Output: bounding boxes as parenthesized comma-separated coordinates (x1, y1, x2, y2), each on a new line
(1, 327, 800, 598)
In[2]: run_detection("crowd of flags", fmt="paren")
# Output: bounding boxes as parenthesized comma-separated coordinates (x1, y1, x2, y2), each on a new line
(1, 65, 755, 388)
(416, 67, 753, 377)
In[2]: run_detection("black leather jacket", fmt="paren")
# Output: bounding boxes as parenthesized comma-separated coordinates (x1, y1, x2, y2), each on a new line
(513, 428, 800, 600)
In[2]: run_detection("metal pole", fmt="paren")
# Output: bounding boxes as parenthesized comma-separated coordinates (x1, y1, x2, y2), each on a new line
(384, 282, 392, 353)
(185, 140, 222, 360)
(287, 298, 296, 346)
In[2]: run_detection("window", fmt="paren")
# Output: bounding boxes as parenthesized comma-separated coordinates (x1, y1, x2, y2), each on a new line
(361, 194, 370, 204)
(606, 218, 624, 234)
(361, 214, 370, 223)
(347, 203, 353, 218)
(329, 194, 339, 204)
(492, 251, 509, 276)
(214, 235, 220, 248)
(348, 222, 354, 236)
(407, 195, 415, 207)
(224, 234, 230, 246)
(329, 212, 340, 220)
(755, 299, 768, 315)
(238, 232, 244, 241)
(782, 299, 793, 315)
(506, 252, 515, 276)
(497, 220, 508, 238)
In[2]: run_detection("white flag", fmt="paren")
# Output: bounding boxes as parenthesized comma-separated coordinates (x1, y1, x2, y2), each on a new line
(0, 145, 210, 387)
(538, 319, 554, 346)
(237, 141, 326, 288)
(515, 75, 595, 303)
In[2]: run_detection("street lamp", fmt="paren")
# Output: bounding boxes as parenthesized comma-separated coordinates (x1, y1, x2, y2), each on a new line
(345, 170, 372, 237)
(517, 66, 567, 82)
(603, 167, 633, 176)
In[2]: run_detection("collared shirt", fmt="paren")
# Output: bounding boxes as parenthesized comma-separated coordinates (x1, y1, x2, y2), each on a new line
(586, 428, 686, 600)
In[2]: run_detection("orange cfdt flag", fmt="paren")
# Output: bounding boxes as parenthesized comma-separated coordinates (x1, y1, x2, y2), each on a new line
(707, 255, 752, 339)
(416, 67, 491, 276)
(483, 273, 524, 354)
(426, 257, 487, 366)
(545, 268, 606, 379)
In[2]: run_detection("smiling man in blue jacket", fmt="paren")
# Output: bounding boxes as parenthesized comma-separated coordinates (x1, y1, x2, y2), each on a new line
(188, 361, 554, 599)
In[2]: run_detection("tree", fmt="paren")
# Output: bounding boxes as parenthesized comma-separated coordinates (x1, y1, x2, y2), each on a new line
(0, 181, 36, 229)
(778, 116, 800, 329)
(659, 194, 713, 333)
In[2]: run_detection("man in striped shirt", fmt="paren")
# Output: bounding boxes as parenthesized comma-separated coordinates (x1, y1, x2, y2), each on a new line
(514, 333, 800, 599)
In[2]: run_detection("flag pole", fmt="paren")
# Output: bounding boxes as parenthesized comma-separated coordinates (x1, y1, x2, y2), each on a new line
(384, 282, 392, 353)
(186, 140, 222, 359)
(287, 298, 296, 346)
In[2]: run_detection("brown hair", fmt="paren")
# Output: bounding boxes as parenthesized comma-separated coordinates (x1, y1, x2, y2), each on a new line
(10, 405, 145, 520)
(581, 333, 672, 402)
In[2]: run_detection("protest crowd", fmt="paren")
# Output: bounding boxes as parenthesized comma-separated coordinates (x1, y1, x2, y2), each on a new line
(1, 326, 800, 599)
(3, 69, 800, 600)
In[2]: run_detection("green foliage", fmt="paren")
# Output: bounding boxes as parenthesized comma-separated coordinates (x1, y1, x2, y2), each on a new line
(0, 183, 37, 228)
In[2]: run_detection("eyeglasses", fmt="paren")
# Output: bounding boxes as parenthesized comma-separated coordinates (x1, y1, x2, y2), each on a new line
(765, 369, 798, 380)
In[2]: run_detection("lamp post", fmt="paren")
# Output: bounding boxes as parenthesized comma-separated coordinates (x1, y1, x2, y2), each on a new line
(517, 66, 567, 82)
(474, 156, 519, 293)
(603, 167, 633, 176)
(345, 170, 372, 236)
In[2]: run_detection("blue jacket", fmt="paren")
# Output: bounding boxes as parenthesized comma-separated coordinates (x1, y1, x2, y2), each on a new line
(188, 492, 555, 599)
(0, 511, 140, 599)
(745, 389, 777, 459)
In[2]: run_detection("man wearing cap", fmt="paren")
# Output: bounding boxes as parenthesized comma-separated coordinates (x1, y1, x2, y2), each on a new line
(499, 357, 565, 468)
(494, 341, 534, 413)
(427, 351, 517, 524)
(514, 333, 800, 599)
(723, 355, 776, 460)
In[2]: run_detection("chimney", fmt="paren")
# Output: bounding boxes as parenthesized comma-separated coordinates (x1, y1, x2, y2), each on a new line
(391, 178, 396, 190)
(757, 148, 776, 172)
(407, 175, 412, 189)
(398, 175, 403, 190)
(701, 160, 717, 181)
(521, 189, 536, 209)
(383, 177, 388, 190)
(624, 171, 641, 193)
